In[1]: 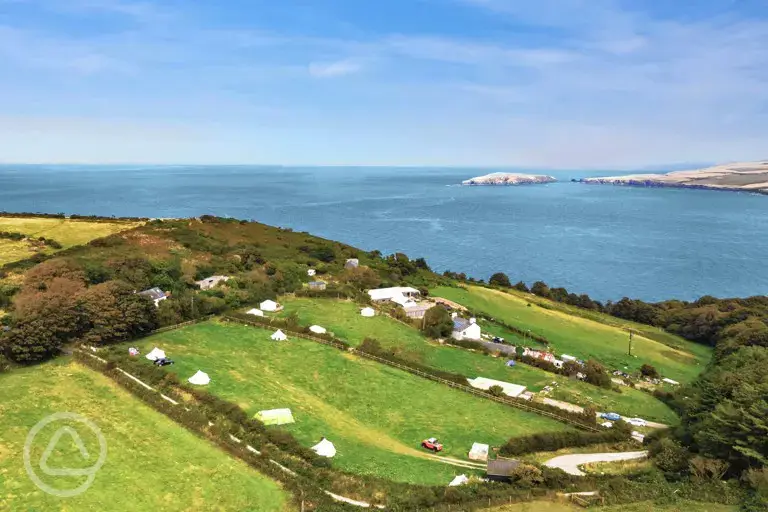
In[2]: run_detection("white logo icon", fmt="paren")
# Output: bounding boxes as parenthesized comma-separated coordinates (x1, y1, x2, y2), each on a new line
(24, 412, 107, 497)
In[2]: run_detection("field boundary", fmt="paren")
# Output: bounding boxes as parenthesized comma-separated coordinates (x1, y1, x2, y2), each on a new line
(221, 314, 601, 432)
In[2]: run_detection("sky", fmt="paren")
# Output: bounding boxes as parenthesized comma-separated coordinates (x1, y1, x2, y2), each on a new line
(1, 0, 768, 168)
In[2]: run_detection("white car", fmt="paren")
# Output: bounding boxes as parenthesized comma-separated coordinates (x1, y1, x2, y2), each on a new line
(626, 417, 647, 427)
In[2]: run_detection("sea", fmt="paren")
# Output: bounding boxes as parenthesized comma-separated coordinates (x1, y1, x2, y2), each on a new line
(1, 164, 767, 302)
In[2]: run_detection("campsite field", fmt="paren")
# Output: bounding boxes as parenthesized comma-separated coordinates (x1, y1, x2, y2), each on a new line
(0, 216, 140, 265)
(277, 298, 678, 424)
(132, 321, 574, 485)
(430, 286, 710, 383)
(0, 360, 290, 512)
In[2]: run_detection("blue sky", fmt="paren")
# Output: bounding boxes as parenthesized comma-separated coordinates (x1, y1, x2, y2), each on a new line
(1, 0, 767, 167)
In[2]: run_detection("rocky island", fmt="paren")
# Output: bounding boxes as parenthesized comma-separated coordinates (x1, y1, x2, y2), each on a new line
(462, 172, 557, 186)
(574, 161, 768, 195)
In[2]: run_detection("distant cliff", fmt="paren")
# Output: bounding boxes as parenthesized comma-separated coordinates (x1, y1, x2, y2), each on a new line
(574, 161, 768, 195)
(462, 173, 557, 186)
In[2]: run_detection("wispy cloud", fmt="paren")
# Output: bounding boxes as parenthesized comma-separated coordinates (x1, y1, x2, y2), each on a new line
(308, 59, 362, 78)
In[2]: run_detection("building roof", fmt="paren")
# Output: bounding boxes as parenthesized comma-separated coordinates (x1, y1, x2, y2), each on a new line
(368, 287, 420, 301)
(487, 458, 520, 478)
(452, 318, 474, 332)
(404, 303, 433, 313)
(138, 287, 166, 301)
(309, 281, 326, 285)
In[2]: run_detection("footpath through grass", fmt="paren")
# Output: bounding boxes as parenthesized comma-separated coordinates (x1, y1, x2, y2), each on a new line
(0, 360, 289, 512)
(0, 217, 140, 265)
(431, 286, 710, 383)
(134, 321, 573, 485)
(488, 500, 737, 512)
(278, 298, 678, 424)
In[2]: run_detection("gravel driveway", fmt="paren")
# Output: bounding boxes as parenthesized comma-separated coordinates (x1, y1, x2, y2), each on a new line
(544, 450, 648, 476)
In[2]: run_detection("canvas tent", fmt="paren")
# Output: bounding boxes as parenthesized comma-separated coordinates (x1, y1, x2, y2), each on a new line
(360, 307, 375, 317)
(256, 408, 295, 425)
(311, 438, 336, 458)
(468, 442, 490, 462)
(260, 299, 280, 312)
(448, 474, 469, 487)
(309, 325, 327, 334)
(188, 370, 210, 385)
(246, 308, 264, 317)
(145, 347, 166, 361)
(271, 329, 288, 341)
(467, 377, 526, 397)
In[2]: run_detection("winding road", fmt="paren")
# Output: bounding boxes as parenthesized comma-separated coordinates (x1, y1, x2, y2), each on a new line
(544, 450, 648, 476)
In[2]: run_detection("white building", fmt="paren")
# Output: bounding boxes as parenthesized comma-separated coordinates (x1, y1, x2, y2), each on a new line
(466, 377, 526, 397)
(367, 287, 421, 303)
(246, 308, 264, 317)
(260, 299, 281, 312)
(195, 275, 230, 290)
(452, 317, 481, 340)
(138, 287, 167, 307)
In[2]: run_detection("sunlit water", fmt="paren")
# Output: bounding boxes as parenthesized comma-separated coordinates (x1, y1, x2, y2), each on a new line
(2, 164, 767, 301)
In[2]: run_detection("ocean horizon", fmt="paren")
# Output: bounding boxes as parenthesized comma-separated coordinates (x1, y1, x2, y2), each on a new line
(2, 164, 767, 302)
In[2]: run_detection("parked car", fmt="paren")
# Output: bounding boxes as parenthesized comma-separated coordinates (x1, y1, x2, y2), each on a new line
(154, 357, 175, 367)
(601, 412, 621, 421)
(626, 417, 647, 427)
(492, 337, 505, 344)
(421, 437, 443, 452)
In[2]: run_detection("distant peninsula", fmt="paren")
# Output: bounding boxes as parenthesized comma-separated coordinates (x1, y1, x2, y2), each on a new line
(574, 161, 768, 195)
(462, 172, 557, 186)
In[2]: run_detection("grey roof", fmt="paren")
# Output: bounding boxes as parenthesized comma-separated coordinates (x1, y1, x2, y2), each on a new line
(138, 287, 166, 300)
(453, 318, 472, 331)
(487, 458, 520, 477)
(309, 281, 326, 286)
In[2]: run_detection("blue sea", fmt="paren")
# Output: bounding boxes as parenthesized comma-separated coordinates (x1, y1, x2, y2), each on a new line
(1, 164, 767, 302)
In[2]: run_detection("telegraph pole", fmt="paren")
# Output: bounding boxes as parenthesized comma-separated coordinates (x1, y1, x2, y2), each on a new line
(628, 329, 633, 356)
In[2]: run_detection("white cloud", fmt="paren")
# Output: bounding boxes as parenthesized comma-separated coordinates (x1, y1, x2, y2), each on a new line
(308, 59, 362, 78)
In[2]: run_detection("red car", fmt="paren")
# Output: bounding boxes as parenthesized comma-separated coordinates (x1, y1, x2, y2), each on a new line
(421, 437, 443, 452)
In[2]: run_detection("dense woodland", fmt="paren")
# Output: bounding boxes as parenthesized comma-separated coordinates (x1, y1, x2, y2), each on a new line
(1, 217, 766, 508)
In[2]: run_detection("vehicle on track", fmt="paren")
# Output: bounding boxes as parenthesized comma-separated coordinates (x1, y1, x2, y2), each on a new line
(421, 437, 443, 452)
(154, 357, 175, 367)
(626, 417, 647, 427)
(601, 412, 621, 421)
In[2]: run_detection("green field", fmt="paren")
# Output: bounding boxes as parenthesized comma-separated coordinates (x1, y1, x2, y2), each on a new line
(0, 217, 140, 265)
(489, 500, 737, 512)
(277, 298, 678, 423)
(133, 321, 573, 485)
(431, 286, 710, 383)
(0, 361, 289, 511)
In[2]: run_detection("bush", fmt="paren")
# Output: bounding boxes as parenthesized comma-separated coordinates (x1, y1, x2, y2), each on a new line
(487, 385, 505, 397)
(499, 421, 632, 456)
(489, 272, 511, 288)
(649, 437, 690, 474)
(640, 364, 659, 379)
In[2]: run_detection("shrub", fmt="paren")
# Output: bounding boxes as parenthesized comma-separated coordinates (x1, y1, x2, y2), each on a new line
(499, 422, 632, 456)
(489, 272, 511, 288)
(510, 464, 544, 487)
(649, 437, 690, 474)
(487, 385, 505, 397)
(640, 364, 659, 379)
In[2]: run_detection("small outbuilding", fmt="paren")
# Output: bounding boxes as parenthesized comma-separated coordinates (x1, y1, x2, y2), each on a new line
(344, 258, 359, 269)
(309, 325, 327, 334)
(452, 317, 482, 341)
(308, 281, 327, 291)
(404, 303, 432, 319)
(486, 458, 521, 483)
(561, 354, 577, 362)
(662, 378, 680, 386)
(468, 442, 490, 462)
(256, 408, 295, 426)
(195, 275, 230, 290)
(311, 437, 336, 458)
(360, 307, 375, 317)
(188, 370, 210, 385)
(145, 347, 166, 361)
(271, 329, 288, 341)
(138, 287, 168, 307)
(260, 299, 281, 312)
(246, 308, 264, 317)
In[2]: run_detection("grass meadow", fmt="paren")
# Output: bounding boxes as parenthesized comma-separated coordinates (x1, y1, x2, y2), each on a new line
(277, 298, 678, 423)
(133, 321, 573, 485)
(430, 286, 710, 383)
(0, 360, 290, 512)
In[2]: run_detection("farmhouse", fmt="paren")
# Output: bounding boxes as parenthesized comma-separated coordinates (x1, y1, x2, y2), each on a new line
(452, 317, 481, 341)
(308, 281, 327, 291)
(138, 287, 168, 307)
(367, 287, 421, 303)
(195, 275, 230, 290)
(486, 458, 521, 483)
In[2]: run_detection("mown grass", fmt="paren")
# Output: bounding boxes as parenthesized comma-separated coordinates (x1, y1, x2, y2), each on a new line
(489, 500, 737, 512)
(0, 360, 290, 512)
(277, 298, 678, 424)
(0, 217, 141, 265)
(430, 286, 710, 383)
(134, 321, 572, 485)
